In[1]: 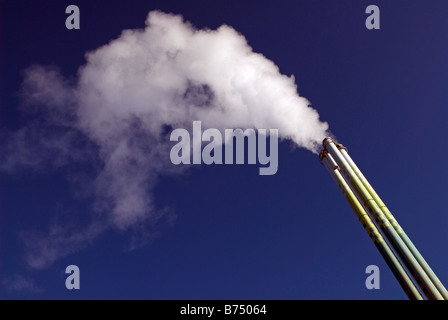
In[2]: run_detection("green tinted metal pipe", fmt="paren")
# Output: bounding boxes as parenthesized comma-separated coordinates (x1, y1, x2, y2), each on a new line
(323, 138, 443, 300)
(336, 144, 448, 300)
(320, 153, 423, 300)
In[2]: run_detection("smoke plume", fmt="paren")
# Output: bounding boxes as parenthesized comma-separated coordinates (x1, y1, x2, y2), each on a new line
(3, 11, 329, 268)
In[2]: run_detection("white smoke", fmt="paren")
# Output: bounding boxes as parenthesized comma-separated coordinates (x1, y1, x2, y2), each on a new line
(3, 11, 329, 268)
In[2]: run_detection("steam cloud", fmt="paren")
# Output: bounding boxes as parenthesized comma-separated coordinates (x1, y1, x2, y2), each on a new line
(2, 11, 329, 268)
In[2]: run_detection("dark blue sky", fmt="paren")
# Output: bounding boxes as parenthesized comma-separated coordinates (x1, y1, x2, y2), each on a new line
(1, 0, 448, 299)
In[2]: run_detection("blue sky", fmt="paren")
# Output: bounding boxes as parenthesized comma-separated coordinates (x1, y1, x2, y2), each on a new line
(1, 0, 448, 299)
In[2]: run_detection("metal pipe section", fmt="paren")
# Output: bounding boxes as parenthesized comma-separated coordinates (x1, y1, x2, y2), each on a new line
(320, 153, 423, 300)
(323, 137, 444, 300)
(336, 145, 448, 300)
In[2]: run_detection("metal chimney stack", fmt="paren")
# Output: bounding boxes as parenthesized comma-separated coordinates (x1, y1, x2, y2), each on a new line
(320, 137, 448, 300)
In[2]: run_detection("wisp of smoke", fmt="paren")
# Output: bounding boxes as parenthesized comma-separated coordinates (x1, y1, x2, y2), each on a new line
(3, 11, 329, 268)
